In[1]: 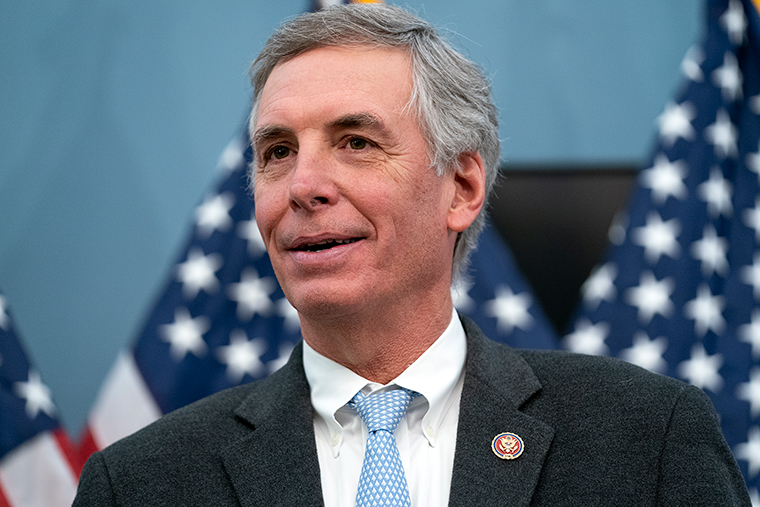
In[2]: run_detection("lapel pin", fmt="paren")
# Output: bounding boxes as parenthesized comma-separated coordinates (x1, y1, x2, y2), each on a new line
(491, 432, 524, 460)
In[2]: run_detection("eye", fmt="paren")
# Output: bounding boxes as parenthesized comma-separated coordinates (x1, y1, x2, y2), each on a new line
(271, 146, 290, 159)
(348, 137, 368, 150)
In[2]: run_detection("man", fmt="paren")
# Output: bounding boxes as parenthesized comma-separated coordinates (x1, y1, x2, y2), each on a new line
(74, 4, 751, 506)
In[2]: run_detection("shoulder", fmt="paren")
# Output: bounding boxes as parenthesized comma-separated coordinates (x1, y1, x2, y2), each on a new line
(75, 347, 312, 504)
(518, 347, 688, 397)
(76, 382, 260, 505)
(463, 315, 709, 429)
(500, 346, 725, 458)
(94, 352, 302, 469)
(518, 346, 704, 419)
(462, 314, 694, 412)
(98, 381, 256, 464)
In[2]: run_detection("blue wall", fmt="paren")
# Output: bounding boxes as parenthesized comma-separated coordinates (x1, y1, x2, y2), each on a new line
(0, 0, 701, 432)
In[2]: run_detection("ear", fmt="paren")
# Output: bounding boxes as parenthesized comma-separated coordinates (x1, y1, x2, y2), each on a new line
(447, 152, 486, 233)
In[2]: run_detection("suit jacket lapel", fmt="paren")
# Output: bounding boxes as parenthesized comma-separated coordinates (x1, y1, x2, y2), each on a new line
(221, 343, 325, 507)
(449, 317, 555, 507)
(217, 320, 554, 506)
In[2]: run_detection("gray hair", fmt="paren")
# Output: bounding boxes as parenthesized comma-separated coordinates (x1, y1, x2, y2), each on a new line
(249, 3, 500, 282)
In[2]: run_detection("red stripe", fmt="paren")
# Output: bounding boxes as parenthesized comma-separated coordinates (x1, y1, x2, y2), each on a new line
(0, 482, 12, 507)
(76, 426, 100, 471)
(53, 428, 87, 478)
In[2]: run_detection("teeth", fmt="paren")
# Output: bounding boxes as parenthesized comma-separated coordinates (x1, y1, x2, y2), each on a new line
(299, 238, 359, 251)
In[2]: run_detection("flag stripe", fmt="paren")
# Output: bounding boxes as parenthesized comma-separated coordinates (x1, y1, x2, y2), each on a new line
(0, 487, 12, 507)
(76, 427, 99, 469)
(52, 428, 86, 478)
(87, 352, 161, 450)
(0, 432, 78, 507)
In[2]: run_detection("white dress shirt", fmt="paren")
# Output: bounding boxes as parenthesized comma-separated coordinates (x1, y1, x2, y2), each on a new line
(302, 308, 467, 507)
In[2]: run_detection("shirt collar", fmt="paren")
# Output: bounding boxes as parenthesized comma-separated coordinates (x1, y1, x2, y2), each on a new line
(303, 308, 467, 451)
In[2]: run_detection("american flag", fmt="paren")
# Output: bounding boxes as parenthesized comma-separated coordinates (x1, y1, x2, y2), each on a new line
(568, 0, 760, 498)
(0, 291, 79, 506)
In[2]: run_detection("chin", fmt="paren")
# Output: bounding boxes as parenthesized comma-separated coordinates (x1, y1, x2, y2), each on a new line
(286, 282, 371, 321)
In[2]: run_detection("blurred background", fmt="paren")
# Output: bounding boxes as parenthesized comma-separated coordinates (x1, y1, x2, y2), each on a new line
(0, 0, 700, 434)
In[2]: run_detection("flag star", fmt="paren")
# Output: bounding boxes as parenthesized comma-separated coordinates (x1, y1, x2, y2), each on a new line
(720, 0, 747, 45)
(705, 109, 738, 159)
(752, 95, 760, 115)
(747, 143, 760, 183)
(0, 294, 8, 330)
(176, 247, 223, 299)
(740, 309, 760, 359)
(13, 370, 56, 419)
(681, 45, 705, 82)
(625, 271, 675, 324)
(697, 166, 733, 218)
(451, 279, 475, 313)
(677, 344, 724, 393)
(712, 51, 743, 102)
(640, 154, 688, 205)
(195, 192, 235, 239)
(620, 332, 668, 374)
(483, 285, 534, 334)
(690, 225, 729, 277)
(631, 212, 681, 264)
(735, 426, 760, 478)
(227, 268, 276, 321)
(217, 136, 245, 172)
(564, 319, 609, 355)
(269, 342, 296, 374)
(216, 329, 267, 383)
(277, 297, 301, 332)
(237, 214, 267, 258)
(737, 367, 760, 418)
(581, 262, 617, 310)
(742, 253, 760, 299)
(745, 198, 760, 241)
(684, 283, 726, 337)
(159, 308, 209, 361)
(657, 101, 696, 146)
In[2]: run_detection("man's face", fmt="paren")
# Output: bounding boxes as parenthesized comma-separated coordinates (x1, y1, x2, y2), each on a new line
(253, 46, 459, 320)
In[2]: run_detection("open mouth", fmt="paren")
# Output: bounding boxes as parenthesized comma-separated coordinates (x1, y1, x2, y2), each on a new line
(294, 238, 362, 252)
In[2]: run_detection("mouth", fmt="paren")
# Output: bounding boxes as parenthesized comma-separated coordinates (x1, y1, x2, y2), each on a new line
(292, 237, 363, 252)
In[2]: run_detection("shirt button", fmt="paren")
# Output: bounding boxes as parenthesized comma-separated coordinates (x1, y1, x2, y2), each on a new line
(332, 434, 340, 446)
(425, 426, 435, 437)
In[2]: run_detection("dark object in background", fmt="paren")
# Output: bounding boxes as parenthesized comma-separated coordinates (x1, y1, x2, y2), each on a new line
(489, 165, 637, 335)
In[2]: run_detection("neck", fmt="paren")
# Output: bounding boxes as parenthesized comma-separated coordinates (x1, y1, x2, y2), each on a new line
(300, 296, 454, 384)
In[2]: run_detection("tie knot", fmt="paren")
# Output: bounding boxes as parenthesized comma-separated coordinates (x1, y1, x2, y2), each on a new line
(349, 388, 417, 433)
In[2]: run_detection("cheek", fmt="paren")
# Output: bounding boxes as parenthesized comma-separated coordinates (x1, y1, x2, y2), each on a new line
(253, 186, 283, 242)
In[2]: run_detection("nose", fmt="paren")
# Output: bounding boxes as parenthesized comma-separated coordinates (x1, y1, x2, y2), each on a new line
(288, 149, 338, 212)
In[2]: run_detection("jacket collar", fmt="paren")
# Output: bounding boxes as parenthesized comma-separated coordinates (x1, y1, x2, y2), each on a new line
(221, 317, 554, 507)
(221, 342, 326, 506)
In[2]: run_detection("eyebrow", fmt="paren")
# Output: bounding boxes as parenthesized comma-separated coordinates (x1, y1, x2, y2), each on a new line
(252, 125, 293, 153)
(252, 112, 394, 153)
(327, 112, 389, 134)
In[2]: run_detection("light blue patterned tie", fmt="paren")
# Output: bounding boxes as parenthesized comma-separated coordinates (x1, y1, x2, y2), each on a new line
(349, 388, 418, 507)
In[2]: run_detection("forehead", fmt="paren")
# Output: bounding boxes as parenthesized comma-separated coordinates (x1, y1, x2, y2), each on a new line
(255, 46, 414, 130)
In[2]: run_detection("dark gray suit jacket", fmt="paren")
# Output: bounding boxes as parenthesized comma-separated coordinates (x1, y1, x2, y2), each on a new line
(74, 318, 750, 506)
